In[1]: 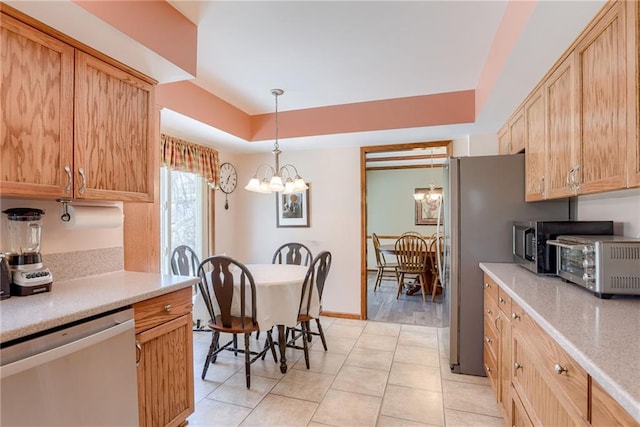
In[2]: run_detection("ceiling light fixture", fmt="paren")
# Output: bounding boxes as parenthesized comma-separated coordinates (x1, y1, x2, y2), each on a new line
(244, 89, 308, 194)
(413, 148, 438, 202)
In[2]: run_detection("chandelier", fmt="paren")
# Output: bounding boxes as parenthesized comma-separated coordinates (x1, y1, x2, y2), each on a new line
(244, 89, 308, 194)
(413, 148, 439, 202)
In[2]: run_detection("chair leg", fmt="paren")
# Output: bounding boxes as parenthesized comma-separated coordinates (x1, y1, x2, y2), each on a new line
(233, 334, 238, 356)
(419, 274, 427, 302)
(202, 331, 220, 380)
(316, 318, 327, 351)
(396, 273, 405, 298)
(244, 333, 251, 389)
(268, 331, 278, 362)
(431, 275, 439, 302)
(301, 321, 310, 369)
(374, 268, 383, 292)
(305, 320, 312, 342)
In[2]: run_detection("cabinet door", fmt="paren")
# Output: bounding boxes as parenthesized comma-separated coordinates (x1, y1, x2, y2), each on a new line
(136, 313, 194, 427)
(498, 124, 510, 155)
(629, 1, 640, 188)
(591, 378, 640, 427)
(0, 13, 74, 199)
(75, 51, 155, 202)
(545, 52, 578, 199)
(509, 108, 525, 154)
(524, 88, 546, 201)
(575, 1, 627, 194)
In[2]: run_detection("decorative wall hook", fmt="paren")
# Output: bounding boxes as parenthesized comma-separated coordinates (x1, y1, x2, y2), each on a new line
(56, 198, 72, 222)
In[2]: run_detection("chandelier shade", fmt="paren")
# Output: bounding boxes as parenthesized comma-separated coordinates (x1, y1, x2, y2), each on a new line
(245, 89, 308, 195)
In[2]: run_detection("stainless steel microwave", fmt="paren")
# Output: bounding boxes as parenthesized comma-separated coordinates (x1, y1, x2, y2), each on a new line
(548, 235, 640, 298)
(512, 220, 614, 274)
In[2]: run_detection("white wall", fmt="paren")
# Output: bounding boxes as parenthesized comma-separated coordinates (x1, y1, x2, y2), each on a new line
(231, 147, 362, 316)
(576, 188, 640, 238)
(0, 198, 122, 254)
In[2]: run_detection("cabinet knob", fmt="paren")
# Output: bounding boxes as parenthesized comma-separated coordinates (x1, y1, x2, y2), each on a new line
(499, 297, 505, 304)
(486, 309, 492, 315)
(514, 362, 523, 370)
(164, 304, 172, 312)
(484, 282, 490, 289)
(554, 364, 568, 375)
(485, 336, 492, 344)
(135, 340, 142, 367)
(512, 312, 520, 320)
(484, 364, 492, 373)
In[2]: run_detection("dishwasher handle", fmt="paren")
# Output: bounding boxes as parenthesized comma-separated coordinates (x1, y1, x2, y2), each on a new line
(0, 319, 134, 379)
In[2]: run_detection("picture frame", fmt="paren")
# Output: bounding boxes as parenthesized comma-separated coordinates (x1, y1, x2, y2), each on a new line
(415, 187, 443, 226)
(276, 183, 310, 228)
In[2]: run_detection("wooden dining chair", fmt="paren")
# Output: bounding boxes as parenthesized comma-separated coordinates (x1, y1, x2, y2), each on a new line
(285, 251, 332, 366)
(401, 231, 423, 237)
(372, 233, 399, 292)
(429, 235, 444, 302)
(197, 255, 277, 388)
(170, 245, 206, 331)
(272, 242, 313, 267)
(394, 235, 430, 302)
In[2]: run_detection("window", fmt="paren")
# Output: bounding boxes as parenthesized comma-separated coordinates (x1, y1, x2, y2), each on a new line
(160, 167, 209, 274)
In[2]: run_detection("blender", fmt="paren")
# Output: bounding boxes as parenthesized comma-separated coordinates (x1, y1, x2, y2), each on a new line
(2, 208, 53, 296)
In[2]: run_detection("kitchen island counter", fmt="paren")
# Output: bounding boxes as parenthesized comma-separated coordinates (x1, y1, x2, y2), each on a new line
(480, 262, 640, 423)
(0, 270, 199, 344)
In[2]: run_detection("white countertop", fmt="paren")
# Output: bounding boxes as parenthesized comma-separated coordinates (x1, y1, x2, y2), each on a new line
(0, 270, 199, 344)
(479, 262, 640, 423)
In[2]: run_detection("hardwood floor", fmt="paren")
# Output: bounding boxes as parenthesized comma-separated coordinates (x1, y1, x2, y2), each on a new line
(366, 271, 445, 327)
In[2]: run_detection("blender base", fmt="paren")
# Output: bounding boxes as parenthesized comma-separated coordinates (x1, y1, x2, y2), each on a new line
(11, 281, 52, 296)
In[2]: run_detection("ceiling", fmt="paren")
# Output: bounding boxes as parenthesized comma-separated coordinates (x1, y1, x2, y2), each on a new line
(6, 0, 606, 155)
(159, 0, 605, 155)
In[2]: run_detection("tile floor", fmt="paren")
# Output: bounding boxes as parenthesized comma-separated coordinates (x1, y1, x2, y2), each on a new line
(188, 317, 503, 426)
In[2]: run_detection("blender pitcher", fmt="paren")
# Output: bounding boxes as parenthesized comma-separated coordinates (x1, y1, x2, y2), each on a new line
(2, 208, 52, 296)
(3, 208, 45, 267)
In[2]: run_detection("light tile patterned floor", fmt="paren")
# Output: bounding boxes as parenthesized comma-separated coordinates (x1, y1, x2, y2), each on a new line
(188, 318, 503, 427)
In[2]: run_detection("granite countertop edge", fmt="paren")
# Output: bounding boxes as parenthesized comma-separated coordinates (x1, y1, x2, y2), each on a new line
(479, 262, 640, 423)
(0, 270, 200, 344)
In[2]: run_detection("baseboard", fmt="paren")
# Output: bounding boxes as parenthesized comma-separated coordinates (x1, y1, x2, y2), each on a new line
(320, 311, 362, 320)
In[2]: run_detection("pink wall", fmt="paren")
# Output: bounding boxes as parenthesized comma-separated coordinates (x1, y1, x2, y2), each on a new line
(73, 0, 197, 77)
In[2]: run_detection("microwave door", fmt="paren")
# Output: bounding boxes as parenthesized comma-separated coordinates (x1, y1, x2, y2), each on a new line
(513, 225, 535, 261)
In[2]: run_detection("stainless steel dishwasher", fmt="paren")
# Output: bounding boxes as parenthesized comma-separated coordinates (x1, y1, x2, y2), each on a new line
(1, 307, 139, 426)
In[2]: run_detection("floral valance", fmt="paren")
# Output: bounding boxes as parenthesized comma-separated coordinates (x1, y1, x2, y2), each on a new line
(160, 133, 219, 184)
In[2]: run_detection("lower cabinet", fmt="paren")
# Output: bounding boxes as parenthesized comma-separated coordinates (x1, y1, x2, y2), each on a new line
(482, 273, 639, 427)
(134, 288, 194, 427)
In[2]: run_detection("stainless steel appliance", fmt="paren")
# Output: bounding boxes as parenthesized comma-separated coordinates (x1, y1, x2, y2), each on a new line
(2, 208, 52, 296)
(0, 253, 10, 300)
(440, 154, 570, 376)
(0, 307, 139, 425)
(548, 235, 640, 298)
(512, 220, 614, 274)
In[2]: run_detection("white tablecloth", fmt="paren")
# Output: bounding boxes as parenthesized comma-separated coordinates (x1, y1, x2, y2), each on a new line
(206, 264, 319, 331)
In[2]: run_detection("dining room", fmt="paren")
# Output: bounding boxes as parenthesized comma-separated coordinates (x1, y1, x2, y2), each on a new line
(364, 141, 449, 326)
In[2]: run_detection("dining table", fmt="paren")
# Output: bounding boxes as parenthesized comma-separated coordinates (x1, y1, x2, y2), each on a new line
(212, 263, 318, 373)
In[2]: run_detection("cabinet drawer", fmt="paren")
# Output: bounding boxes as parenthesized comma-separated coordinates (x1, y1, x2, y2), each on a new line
(483, 342, 498, 392)
(134, 287, 192, 334)
(483, 317, 499, 361)
(483, 274, 499, 305)
(498, 288, 512, 315)
(484, 291, 499, 324)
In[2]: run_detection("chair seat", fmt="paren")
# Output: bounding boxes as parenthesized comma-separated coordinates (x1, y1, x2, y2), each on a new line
(209, 316, 260, 334)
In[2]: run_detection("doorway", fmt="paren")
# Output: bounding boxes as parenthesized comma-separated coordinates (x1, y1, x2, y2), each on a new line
(360, 140, 451, 325)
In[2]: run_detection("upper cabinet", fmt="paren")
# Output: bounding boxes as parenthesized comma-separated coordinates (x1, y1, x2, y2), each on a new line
(498, 107, 525, 155)
(500, 0, 638, 199)
(0, 9, 156, 202)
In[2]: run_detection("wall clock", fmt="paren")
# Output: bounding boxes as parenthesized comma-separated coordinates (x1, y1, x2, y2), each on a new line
(219, 162, 237, 210)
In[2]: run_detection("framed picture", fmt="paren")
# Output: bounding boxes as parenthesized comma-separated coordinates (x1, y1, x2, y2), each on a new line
(276, 184, 310, 227)
(415, 187, 443, 225)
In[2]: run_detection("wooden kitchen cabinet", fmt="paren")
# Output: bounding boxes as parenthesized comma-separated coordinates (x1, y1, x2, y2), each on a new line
(628, 0, 640, 189)
(498, 108, 525, 155)
(524, 87, 546, 201)
(134, 288, 194, 427)
(0, 7, 155, 202)
(573, 0, 627, 195)
(591, 378, 640, 427)
(0, 13, 74, 199)
(511, 301, 590, 427)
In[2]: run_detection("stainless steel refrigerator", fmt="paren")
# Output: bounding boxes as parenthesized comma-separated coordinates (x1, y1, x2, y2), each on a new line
(439, 154, 570, 376)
